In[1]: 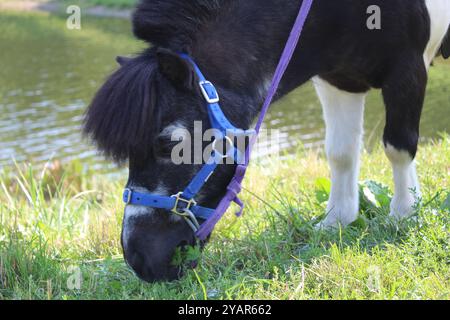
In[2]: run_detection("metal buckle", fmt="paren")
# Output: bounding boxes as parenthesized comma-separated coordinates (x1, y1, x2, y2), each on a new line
(212, 136, 235, 159)
(124, 188, 133, 205)
(171, 192, 197, 216)
(199, 81, 220, 104)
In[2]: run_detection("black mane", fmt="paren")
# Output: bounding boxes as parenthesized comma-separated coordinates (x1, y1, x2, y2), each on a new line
(83, 50, 161, 162)
(132, 0, 223, 50)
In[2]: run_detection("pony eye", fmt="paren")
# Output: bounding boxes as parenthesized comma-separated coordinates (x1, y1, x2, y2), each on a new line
(155, 124, 190, 159)
(154, 136, 176, 159)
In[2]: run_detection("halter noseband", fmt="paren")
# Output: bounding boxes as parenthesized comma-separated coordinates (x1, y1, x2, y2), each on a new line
(123, 0, 314, 240)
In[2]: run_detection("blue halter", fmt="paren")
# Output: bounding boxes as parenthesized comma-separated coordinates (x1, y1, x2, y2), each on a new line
(122, 0, 314, 239)
(123, 53, 254, 233)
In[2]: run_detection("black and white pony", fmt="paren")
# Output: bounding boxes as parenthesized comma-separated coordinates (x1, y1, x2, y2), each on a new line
(84, 0, 450, 282)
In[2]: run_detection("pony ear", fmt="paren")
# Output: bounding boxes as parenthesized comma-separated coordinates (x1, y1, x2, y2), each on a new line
(116, 56, 132, 66)
(156, 48, 196, 89)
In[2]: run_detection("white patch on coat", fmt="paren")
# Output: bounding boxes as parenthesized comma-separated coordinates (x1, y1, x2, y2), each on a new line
(122, 185, 169, 251)
(160, 122, 188, 140)
(258, 77, 273, 101)
(157, 122, 189, 164)
(313, 77, 367, 228)
(424, 0, 450, 67)
(384, 144, 421, 219)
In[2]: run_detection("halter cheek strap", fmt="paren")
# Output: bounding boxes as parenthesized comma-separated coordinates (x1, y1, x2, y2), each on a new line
(179, 53, 256, 139)
(123, 59, 250, 235)
(123, 0, 314, 240)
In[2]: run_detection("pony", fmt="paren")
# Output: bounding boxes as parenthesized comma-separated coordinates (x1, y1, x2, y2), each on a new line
(84, 0, 450, 282)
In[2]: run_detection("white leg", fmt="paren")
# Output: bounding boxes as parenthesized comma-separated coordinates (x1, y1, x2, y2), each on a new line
(384, 144, 421, 219)
(313, 77, 367, 227)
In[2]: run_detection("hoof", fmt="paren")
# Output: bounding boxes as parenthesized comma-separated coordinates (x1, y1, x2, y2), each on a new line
(389, 195, 419, 220)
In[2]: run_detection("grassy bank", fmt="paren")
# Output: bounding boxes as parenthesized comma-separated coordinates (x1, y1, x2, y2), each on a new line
(0, 137, 449, 300)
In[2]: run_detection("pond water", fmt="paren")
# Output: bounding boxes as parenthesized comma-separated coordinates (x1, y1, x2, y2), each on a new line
(0, 12, 449, 170)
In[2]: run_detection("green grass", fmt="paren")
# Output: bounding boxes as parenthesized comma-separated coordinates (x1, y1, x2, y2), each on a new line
(0, 137, 449, 300)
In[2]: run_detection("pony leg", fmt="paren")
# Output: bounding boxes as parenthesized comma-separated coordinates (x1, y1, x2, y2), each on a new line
(382, 57, 427, 219)
(313, 77, 367, 227)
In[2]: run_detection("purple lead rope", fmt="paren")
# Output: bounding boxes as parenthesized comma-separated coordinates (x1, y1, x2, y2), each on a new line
(196, 0, 314, 240)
